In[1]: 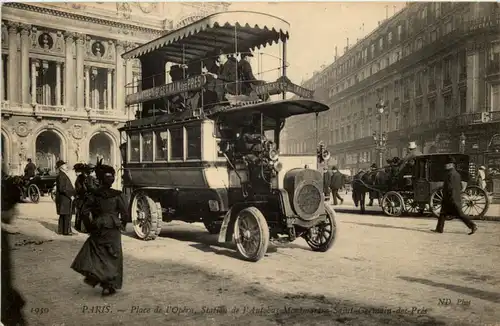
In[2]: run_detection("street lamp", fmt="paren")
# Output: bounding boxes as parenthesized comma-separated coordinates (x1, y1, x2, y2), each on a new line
(373, 100, 389, 167)
(459, 132, 466, 154)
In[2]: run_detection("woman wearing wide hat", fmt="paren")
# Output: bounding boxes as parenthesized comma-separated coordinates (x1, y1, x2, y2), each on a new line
(71, 161, 128, 296)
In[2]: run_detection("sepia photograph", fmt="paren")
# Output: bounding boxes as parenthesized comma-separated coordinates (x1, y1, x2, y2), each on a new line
(1, 1, 499, 325)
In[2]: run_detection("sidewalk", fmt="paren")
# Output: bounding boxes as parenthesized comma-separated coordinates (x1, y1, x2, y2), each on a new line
(329, 192, 500, 221)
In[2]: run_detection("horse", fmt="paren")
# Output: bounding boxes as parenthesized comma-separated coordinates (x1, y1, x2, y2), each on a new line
(351, 168, 390, 214)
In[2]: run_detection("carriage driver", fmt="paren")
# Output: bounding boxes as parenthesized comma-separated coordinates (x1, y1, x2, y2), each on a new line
(397, 141, 422, 174)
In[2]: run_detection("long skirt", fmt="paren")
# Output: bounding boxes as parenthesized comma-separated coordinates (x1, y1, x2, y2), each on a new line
(71, 228, 123, 290)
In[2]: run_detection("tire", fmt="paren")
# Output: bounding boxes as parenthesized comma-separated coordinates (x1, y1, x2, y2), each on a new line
(462, 186, 490, 219)
(130, 192, 162, 240)
(304, 208, 337, 252)
(203, 220, 222, 234)
(28, 184, 41, 204)
(233, 207, 270, 262)
(381, 191, 405, 217)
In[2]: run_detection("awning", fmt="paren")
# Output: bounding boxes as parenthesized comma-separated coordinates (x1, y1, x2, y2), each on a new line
(210, 99, 330, 120)
(122, 11, 290, 64)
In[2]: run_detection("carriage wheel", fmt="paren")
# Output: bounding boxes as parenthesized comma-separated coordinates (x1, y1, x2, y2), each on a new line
(233, 207, 269, 262)
(304, 207, 337, 252)
(130, 192, 162, 241)
(461, 186, 490, 219)
(404, 197, 419, 214)
(28, 184, 41, 203)
(381, 191, 405, 217)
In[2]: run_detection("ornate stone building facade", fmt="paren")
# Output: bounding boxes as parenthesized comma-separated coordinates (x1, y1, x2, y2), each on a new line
(282, 3, 500, 172)
(1, 2, 229, 175)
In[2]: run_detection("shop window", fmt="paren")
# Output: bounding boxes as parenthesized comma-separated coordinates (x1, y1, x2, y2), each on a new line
(141, 131, 153, 162)
(186, 125, 202, 160)
(155, 130, 168, 161)
(129, 133, 140, 162)
(170, 127, 184, 160)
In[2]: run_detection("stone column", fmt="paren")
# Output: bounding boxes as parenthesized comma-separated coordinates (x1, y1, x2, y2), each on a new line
(107, 68, 113, 110)
(30, 59, 38, 105)
(64, 32, 75, 107)
(84, 66, 90, 109)
(125, 43, 134, 98)
(19, 24, 31, 105)
(115, 41, 125, 111)
(55, 62, 62, 106)
(75, 33, 85, 109)
(7, 22, 19, 104)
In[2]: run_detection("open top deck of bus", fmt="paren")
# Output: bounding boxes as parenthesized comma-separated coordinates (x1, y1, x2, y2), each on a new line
(122, 11, 290, 63)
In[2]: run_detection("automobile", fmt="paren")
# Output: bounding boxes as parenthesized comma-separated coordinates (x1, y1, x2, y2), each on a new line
(118, 11, 337, 262)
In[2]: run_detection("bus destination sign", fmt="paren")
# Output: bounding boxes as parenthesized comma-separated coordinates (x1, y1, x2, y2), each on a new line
(125, 75, 207, 105)
(255, 79, 314, 99)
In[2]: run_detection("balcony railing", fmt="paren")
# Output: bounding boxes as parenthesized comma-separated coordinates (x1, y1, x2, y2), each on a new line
(1, 102, 129, 122)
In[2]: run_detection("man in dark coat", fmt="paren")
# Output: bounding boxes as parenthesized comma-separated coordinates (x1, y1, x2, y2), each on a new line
(23, 158, 37, 178)
(368, 163, 378, 206)
(55, 160, 76, 236)
(434, 156, 478, 234)
(330, 166, 345, 205)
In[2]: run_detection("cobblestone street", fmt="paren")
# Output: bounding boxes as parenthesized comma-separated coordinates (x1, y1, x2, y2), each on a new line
(3, 197, 500, 326)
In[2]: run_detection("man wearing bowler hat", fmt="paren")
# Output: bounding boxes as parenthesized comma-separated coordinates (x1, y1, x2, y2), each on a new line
(55, 160, 76, 236)
(434, 156, 477, 235)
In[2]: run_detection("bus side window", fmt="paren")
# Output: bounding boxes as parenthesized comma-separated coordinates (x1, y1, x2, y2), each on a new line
(129, 133, 140, 162)
(141, 131, 153, 162)
(186, 125, 201, 160)
(170, 128, 184, 160)
(155, 131, 168, 161)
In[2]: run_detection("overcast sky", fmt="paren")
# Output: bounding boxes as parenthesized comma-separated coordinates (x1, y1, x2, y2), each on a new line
(228, 2, 407, 83)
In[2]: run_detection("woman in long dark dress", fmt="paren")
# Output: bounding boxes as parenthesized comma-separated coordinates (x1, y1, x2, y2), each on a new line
(70, 164, 128, 296)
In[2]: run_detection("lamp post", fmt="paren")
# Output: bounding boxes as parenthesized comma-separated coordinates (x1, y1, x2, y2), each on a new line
(459, 133, 466, 154)
(373, 100, 388, 168)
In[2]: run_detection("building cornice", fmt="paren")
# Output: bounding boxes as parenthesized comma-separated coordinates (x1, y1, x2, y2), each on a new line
(3, 3, 164, 36)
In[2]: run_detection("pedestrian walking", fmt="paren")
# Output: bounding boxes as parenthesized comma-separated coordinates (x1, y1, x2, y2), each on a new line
(433, 156, 478, 235)
(71, 163, 128, 296)
(330, 166, 344, 205)
(55, 160, 77, 236)
(323, 166, 333, 201)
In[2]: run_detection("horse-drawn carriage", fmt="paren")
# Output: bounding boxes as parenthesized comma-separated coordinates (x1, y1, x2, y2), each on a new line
(352, 153, 489, 219)
(119, 11, 337, 262)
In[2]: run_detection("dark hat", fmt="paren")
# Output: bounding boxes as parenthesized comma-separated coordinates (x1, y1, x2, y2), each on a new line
(96, 164, 115, 178)
(370, 163, 377, 169)
(241, 52, 254, 58)
(331, 165, 337, 170)
(445, 156, 456, 164)
(73, 163, 86, 172)
(55, 160, 66, 169)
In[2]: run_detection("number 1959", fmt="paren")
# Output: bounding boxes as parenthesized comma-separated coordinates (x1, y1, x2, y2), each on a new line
(31, 307, 49, 315)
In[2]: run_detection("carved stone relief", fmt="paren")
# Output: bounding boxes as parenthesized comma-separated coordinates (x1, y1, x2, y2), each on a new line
(31, 28, 64, 54)
(70, 124, 85, 140)
(137, 2, 157, 14)
(116, 3, 132, 20)
(15, 121, 32, 138)
(85, 37, 114, 61)
(1, 22, 8, 48)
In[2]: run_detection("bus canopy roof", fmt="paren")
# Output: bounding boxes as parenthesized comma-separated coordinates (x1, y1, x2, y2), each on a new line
(122, 11, 290, 63)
